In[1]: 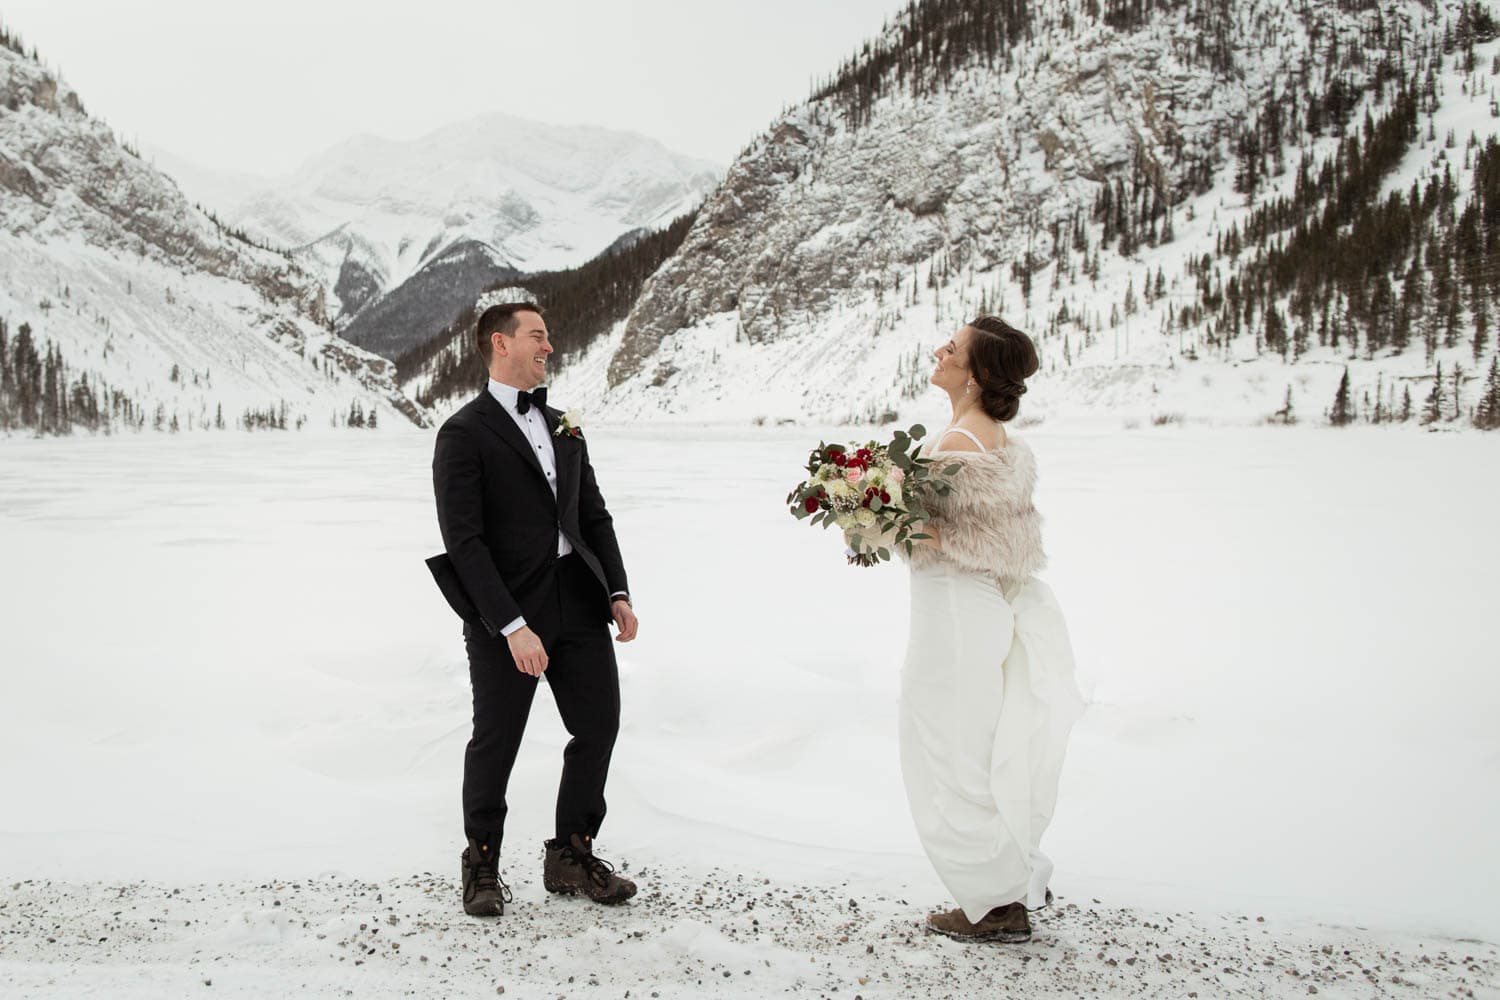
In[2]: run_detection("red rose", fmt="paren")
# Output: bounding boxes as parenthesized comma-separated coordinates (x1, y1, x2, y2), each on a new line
(881, 490, 891, 503)
(833, 453, 846, 467)
(804, 497, 820, 513)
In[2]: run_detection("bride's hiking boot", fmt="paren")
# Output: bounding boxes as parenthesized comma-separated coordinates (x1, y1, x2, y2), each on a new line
(925, 902, 1031, 943)
(543, 833, 636, 904)
(461, 833, 511, 916)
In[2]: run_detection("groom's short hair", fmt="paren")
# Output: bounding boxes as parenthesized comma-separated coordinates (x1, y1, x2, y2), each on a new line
(476, 302, 544, 362)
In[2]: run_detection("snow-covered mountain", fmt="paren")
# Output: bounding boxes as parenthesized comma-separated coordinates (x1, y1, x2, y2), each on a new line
(538, 0, 1500, 428)
(394, 212, 698, 411)
(166, 114, 721, 353)
(0, 37, 425, 434)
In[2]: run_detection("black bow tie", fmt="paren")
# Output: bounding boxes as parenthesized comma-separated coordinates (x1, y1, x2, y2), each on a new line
(515, 387, 547, 414)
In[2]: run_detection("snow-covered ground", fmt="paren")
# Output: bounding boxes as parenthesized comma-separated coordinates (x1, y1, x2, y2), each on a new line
(1, 422, 1497, 997)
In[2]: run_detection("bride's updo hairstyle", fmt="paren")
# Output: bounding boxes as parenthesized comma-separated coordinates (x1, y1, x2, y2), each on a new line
(965, 315, 1039, 422)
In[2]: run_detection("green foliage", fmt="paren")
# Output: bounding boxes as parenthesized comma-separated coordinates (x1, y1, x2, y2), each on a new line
(786, 423, 962, 567)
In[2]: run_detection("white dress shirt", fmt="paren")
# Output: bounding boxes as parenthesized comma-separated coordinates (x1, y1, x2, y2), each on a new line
(487, 379, 626, 637)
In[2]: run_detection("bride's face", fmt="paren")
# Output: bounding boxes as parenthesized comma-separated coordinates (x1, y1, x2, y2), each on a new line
(930, 326, 972, 393)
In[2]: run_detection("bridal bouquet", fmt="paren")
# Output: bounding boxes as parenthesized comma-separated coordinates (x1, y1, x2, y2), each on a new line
(786, 425, 961, 567)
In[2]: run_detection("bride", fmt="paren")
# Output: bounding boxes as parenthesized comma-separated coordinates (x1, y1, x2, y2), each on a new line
(898, 315, 1084, 943)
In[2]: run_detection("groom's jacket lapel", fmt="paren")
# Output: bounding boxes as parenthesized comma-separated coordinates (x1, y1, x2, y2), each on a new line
(473, 390, 555, 503)
(544, 404, 581, 516)
(541, 406, 612, 590)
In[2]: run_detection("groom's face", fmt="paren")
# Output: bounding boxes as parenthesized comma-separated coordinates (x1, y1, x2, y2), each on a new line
(491, 310, 553, 389)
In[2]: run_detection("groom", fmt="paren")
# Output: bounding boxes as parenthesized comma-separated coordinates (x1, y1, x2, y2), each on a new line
(432, 301, 640, 916)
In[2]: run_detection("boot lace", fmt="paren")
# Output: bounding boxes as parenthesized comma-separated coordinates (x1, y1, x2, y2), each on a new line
(470, 853, 513, 903)
(562, 842, 618, 888)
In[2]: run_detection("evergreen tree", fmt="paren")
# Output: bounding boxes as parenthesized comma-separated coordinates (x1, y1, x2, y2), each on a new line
(1476, 356, 1500, 429)
(0, 318, 11, 432)
(1329, 367, 1355, 426)
(1273, 384, 1296, 425)
(1423, 361, 1445, 423)
(13, 323, 39, 428)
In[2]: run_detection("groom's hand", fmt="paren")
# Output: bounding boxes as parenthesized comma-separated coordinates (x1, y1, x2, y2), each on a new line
(611, 599, 639, 643)
(507, 626, 549, 676)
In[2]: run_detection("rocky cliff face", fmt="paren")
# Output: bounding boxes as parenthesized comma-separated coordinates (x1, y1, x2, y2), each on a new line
(562, 0, 1496, 427)
(0, 41, 425, 431)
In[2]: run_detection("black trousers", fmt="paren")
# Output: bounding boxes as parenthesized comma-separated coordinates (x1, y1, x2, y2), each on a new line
(462, 553, 620, 847)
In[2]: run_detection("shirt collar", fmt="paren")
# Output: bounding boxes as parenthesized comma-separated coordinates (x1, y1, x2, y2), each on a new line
(487, 378, 546, 413)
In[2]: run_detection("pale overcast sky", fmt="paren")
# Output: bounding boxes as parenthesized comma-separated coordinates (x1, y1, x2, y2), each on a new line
(1, 0, 909, 176)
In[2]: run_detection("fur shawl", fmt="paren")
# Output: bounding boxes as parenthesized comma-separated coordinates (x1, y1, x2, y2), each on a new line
(904, 435, 1046, 583)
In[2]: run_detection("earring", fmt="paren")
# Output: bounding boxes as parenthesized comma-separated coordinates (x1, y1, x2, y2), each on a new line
(965, 381, 974, 396)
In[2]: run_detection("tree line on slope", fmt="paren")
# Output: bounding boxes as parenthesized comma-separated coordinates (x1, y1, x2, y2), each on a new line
(0, 318, 138, 434)
(0, 317, 390, 436)
(394, 210, 698, 407)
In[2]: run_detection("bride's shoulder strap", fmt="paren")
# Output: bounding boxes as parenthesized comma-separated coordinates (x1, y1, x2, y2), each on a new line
(936, 426, 987, 453)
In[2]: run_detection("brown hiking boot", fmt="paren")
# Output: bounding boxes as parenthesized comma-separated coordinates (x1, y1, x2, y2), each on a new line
(543, 833, 636, 904)
(460, 834, 512, 916)
(924, 902, 1031, 942)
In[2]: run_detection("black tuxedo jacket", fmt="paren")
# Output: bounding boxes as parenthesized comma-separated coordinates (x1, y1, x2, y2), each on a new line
(431, 388, 628, 641)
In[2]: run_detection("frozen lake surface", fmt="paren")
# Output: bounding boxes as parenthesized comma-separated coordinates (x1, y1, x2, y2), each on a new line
(0, 423, 1496, 995)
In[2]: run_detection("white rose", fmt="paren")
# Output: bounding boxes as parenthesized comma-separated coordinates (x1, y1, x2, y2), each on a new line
(828, 480, 856, 500)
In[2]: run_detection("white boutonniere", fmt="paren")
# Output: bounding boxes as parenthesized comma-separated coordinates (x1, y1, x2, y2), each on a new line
(553, 409, 584, 439)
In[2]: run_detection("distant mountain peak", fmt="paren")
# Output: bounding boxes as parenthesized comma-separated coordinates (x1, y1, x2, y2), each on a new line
(156, 112, 722, 347)
(0, 39, 425, 434)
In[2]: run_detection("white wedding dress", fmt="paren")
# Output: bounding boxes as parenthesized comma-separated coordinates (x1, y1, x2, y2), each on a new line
(900, 426, 1085, 922)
